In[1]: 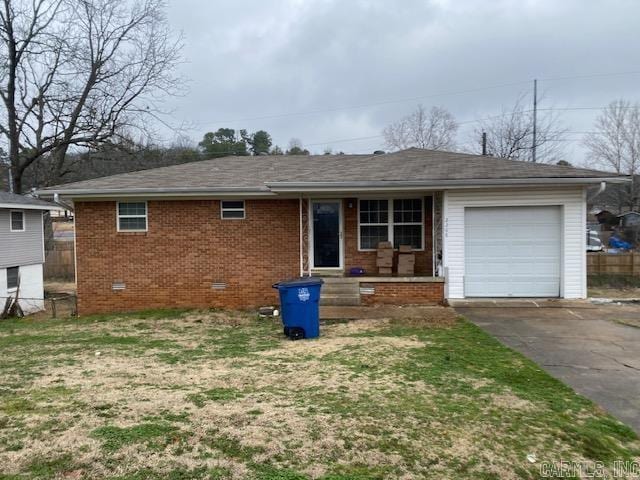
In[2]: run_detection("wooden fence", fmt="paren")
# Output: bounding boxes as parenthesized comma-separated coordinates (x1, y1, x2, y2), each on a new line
(44, 241, 75, 280)
(587, 252, 640, 276)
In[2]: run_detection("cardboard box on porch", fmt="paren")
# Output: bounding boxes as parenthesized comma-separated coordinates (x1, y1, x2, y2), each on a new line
(397, 266, 414, 275)
(397, 262, 415, 275)
(397, 252, 415, 275)
(376, 256, 393, 268)
(377, 249, 393, 258)
(398, 245, 413, 253)
(376, 241, 394, 274)
(397, 255, 415, 265)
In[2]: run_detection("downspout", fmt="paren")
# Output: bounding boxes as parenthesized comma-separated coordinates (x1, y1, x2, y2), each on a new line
(587, 181, 606, 203)
(299, 194, 303, 277)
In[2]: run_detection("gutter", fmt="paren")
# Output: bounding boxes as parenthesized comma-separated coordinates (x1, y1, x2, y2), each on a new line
(266, 176, 630, 192)
(0, 202, 65, 211)
(35, 176, 629, 198)
(36, 186, 274, 199)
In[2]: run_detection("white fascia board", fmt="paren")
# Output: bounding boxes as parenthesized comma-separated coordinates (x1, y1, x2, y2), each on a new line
(266, 177, 629, 192)
(36, 188, 275, 200)
(0, 202, 64, 211)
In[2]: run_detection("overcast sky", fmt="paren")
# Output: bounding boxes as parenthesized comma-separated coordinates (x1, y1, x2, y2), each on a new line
(163, 0, 640, 166)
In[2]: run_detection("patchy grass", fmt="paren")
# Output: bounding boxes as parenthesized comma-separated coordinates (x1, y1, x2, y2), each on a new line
(589, 274, 640, 289)
(91, 423, 180, 452)
(0, 308, 638, 479)
(188, 388, 245, 407)
(589, 274, 640, 298)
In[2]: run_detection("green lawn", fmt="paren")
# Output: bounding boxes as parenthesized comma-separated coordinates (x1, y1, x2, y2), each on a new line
(0, 309, 638, 479)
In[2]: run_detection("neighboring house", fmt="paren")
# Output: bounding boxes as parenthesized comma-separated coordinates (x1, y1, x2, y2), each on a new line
(0, 192, 63, 313)
(619, 211, 640, 228)
(37, 148, 627, 315)
(588, 176, 640, 214)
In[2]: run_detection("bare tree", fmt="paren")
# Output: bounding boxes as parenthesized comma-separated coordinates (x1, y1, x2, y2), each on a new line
(585, 99, 640, 211)
(383, 105, 458, 151)
(473, 94, 567, 163)
(0, 0, 182, 193)
(286, 138, 309, 155)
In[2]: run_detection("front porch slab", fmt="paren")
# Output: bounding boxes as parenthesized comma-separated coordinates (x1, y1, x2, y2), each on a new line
(356, 276, 444, 283)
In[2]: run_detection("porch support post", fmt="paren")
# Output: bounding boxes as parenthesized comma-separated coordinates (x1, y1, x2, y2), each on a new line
(433, 192, 444, 277)
(299, 195, 304, 277)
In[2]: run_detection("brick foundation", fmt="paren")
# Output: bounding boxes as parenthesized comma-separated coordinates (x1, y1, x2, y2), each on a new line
(360, 281, 444, 305)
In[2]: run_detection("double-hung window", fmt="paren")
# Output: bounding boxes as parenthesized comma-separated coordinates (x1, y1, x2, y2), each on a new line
(117, 202, 147, 231)
(221, 200, 245, 219)
(10, 210, 24, 232)
(358, 198, 423, 250)
(392, 199, 423, 249)
(359, 200, 389, 250)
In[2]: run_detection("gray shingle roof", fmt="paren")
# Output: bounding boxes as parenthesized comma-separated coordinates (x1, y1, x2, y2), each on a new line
(0, 191, 62, 209)
(38, 148, 624, 195)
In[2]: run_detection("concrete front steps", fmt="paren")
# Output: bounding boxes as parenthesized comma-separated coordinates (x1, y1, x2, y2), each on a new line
(317, 277, 360, 306)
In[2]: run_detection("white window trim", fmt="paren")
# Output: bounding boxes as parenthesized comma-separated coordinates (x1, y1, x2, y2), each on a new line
(9, 210, 25, 232)
(357, 197, 425, 251)
(6, 266, 19, 292)
(221, 200, 246, 220)
(116, 201, 148, 232)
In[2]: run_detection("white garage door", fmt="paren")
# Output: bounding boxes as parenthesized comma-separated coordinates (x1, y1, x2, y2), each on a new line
(464, 206, 561, 297)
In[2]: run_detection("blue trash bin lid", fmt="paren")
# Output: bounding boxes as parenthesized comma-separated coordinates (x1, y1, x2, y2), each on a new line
(272, 277, 324, 289)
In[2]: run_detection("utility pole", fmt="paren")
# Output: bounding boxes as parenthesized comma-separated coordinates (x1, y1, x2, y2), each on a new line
(481, 132, 487, 155)
(532, 78, 538, 163)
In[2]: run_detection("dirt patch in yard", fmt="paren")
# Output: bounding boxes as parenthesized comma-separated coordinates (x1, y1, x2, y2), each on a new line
(321, 305, 459, 327)
(489, 392, 537, 412)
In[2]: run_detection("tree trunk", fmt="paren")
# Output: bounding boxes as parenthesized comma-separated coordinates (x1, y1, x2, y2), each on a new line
(10, 163, 21, 194)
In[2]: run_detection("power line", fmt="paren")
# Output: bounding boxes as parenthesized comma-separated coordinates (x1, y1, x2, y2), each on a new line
(197, 80, 532, 126)
(305, 134, 383, 147)
(539, 70, 640, 82)
(196, 69, 640, 127)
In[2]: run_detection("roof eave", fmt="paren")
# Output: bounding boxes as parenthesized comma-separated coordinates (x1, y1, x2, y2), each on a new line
(35, 176, 629, 198)
(266, 177, 630, 192)
(35, 186, 274, 199)
(0, 202, 65, 211)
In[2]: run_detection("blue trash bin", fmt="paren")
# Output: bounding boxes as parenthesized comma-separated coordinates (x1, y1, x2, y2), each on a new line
(272, 277, 324, 339)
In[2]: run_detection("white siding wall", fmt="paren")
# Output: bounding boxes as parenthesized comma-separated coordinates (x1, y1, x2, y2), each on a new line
(0, 209, 45, 268)
(0, 263, 45, 314)
(443, 187, 587, 299)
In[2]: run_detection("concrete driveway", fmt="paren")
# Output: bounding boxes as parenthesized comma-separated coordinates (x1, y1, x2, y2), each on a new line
(454, 300, 640, 433)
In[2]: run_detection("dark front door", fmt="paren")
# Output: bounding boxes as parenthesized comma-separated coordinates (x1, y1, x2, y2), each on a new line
(312, 201, 341, 268)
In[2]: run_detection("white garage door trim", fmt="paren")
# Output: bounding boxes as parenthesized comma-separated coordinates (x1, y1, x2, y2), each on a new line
(442, 187, 587, 300)
(464, 206, 561, 297)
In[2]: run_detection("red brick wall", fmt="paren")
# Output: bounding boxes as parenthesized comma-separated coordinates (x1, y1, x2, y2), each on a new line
(360, 282, 444, 305)
(75, 200, 300, 315)
(343, 196, 433, 275)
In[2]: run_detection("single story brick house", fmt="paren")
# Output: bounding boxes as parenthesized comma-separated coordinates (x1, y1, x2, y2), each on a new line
(38, 148, 626, 315)
(1, 192, 63, 313)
